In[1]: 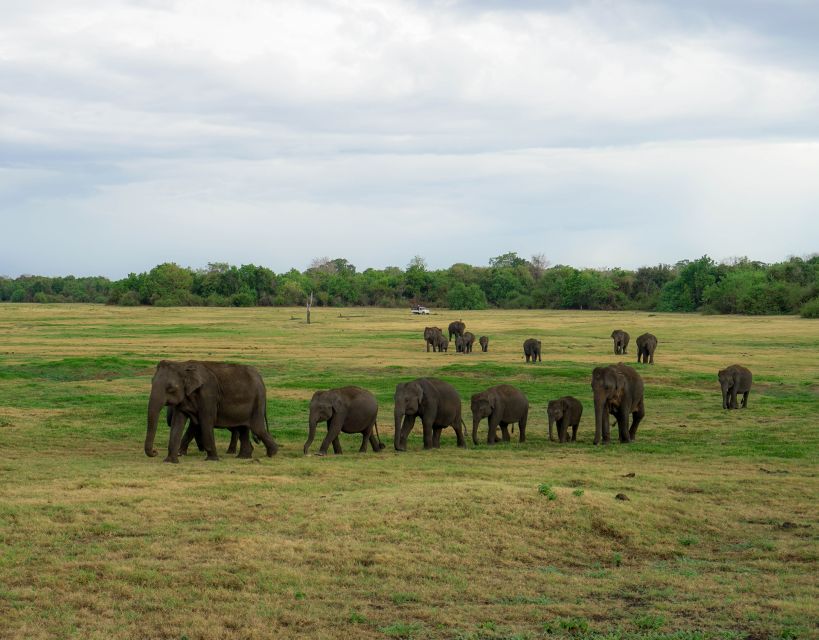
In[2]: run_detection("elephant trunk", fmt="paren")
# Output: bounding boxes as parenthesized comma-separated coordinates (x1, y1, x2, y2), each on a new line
(304, 413, 318, 455)
(593, 393, 606, 444)
(394, 406, 404, 451)
(145, 387, 164, 457)
(472, 416, 481, 446)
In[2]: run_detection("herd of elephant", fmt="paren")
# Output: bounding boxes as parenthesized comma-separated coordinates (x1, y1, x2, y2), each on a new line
(143, 322, 753, 462)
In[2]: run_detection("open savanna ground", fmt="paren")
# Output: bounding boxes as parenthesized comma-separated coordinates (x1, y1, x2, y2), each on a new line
(0, 305, 817, 640)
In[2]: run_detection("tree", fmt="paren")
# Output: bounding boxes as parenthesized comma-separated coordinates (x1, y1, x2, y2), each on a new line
(448, 283, 488, 310)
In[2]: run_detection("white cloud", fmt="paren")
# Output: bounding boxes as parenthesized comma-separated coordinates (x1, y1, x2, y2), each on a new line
(0, 1, 817, 276)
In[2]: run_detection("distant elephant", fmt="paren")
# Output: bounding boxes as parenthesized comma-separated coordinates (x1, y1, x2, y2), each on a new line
(471, 385, 529, 445)
(394, 378, 466, 450)
(304, 386, 383, 455)
(636, 333, 657, 364)
(145, 360, 278, 463)
(479, 336, 489, 352)
(448, 320, 466, 341)
(523, 338, 542, 363)
(611, 330, 630, 355)
(591, 363, 644, 445)
(424, 326, 443, 352)
(435, 334, 449, 352)
(718, 364, 753, 409)
(456, 331, 475, 353)
(547, 396, 583, 443)
(167, 405, 252, 457)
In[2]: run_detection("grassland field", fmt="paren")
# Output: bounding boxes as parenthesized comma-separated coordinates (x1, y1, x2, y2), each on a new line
(0, 304, 817, 640)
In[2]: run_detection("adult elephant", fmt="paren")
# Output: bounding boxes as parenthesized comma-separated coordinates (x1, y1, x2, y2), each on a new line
(394, 378, 466, 451)
(145, 360, 278, 463)
(471, 384, 529, 445)
(424, 326, 443, 352)
(479, 336, 489, 352)
(547, 396, 583, 443)
(636, 333, 658, 364)
(718, 365, 753, 409)
(523, 338, 542, 363)
(448, 321, 466, 341)
(304, 386, 383, 455)
(456, 331, 475, 353)
(611, 330, 630, 355)
(591, 363, 644, 445)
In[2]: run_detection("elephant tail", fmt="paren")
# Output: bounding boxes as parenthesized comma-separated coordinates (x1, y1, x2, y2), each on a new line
(374, 421, 386, 449)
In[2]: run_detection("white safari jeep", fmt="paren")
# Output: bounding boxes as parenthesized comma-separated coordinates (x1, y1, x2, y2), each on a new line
(411, 305, 430, 315)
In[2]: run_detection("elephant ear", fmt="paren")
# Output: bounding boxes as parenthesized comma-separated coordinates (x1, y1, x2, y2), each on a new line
(183, 364, 207, 396)
(330, 392, 347, 414)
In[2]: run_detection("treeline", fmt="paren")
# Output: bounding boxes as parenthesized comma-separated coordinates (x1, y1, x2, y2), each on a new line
(2, 254, 818, 317)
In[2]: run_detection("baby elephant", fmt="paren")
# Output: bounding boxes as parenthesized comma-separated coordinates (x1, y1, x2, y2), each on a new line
(611, 329, 630, 355)
(457, 331, 475, 353)
(304, 386, 383, 455)
(636, 333, 658, 364)
(435, 334, 449, 352)
(523, 338, 542, 363)
(547, 396, 583, 443)
(718, 365, 753, 409)
(471, 384, 529, 445)
(479, 336, 489, 352)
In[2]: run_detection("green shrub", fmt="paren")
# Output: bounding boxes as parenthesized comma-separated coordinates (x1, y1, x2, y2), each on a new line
(800, 297, 819, 318)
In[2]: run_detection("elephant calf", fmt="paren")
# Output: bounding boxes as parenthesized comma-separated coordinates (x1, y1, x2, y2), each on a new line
(424, 326, 444, 352)
(547, 396, 583, 443)
(479, 336, 489, 352)
(471, 385, 529, 445)
(523, 338, 542, 363)
(304, 386, 383, 455)
(636, 333, 658, 364)
(456, 331, 475, 353)
(718, 364, 753, 409)
(394, 378, 466, 451)
(611, 330, 630, 355)
(435, 334, 449, 352)
(591, 363, 645, 445)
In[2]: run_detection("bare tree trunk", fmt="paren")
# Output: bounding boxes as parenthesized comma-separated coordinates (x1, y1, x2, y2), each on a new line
(306, 291, 313, 324)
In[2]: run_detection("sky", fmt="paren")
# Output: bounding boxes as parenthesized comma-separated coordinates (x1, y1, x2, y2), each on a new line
(1, 0, 818, 278)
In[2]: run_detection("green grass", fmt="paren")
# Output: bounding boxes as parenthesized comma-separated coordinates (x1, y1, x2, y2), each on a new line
(0, 305, 817, 640)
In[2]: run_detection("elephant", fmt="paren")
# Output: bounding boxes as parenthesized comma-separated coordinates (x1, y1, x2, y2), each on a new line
(145, 360, 278, 463)
(435, 334, 449, 352)
(718, 364, 753, 409)
(304, 386, 384, 455)
(424, 326, 444, 352)
(471, 384, 529, 445)
(523, 338, 542, 363)
(636, 333, 657, 364)
(166, 405, 252, 456)
(547, 396, 583, 443)
(611, 330, 630, 355)
(591, 363, 645, 445)
(448, 320, 466, 341)
(479, 336, 489, 352)
(456, 331, 475, 353)
(394, 378, 466, 451)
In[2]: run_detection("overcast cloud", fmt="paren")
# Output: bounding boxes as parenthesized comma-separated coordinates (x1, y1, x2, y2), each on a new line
(1, 0, 817, 278)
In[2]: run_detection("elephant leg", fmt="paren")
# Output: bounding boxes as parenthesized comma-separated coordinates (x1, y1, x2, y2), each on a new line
(558, 417, 567, 444)
(237, 427, 253, 458)
(226, 428, 239, 454)
(359, 426, 371, 453)
(730, 388, 739, 410)
(499, 422, 511, 442)
(421, 416, 435, 449)
(400, 415, 416, 450)
(487, 415, 499, 444)
(649, 350, 654, 364)
(629, 401, 644, 441)
(332, 437, 342, 455)
(616, 408, 630, 443)
(432, 427, 442, 448)
(368, 427, 382, 453)
(165, 409, 188, 463)
(198, 414, 220, 461)
(571, 423, 578, 442)
(318, 418, 344, 456)
(179, 420, 195, 455)
(249, 412, 278, 457)
(741, 391, 749, 408)
(518, 411, 527, 443)
(453, 415, 466, 448)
